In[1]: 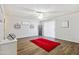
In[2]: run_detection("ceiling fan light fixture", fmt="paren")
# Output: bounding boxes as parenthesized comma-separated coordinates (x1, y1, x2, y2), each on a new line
(38, 13, 44, 20)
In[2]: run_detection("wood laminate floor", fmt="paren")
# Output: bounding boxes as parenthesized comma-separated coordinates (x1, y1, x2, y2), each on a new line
(17, 37, 79, 55)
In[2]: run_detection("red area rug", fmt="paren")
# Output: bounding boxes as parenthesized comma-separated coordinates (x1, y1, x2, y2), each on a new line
(31, 38, 60, 52)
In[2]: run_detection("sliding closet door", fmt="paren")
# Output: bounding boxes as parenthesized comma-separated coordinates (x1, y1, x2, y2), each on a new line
(42, 21, 55, 38)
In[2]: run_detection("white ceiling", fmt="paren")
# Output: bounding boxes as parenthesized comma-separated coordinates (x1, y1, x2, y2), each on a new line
(3, 4, 79, 21)
(4, 4, 79, 11)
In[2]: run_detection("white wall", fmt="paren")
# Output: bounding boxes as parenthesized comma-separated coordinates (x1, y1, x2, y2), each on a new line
(0, 5, 17, 55)
(55, 13, 79, 43)
(55, 16, 70, 40)
(69, 13, 79, 42)
(42, 21, 55, 38)
(3, 5, 39, 38)
(0, 6, 4, 41)
(3, 5, 79, 43)
(5, 17, 39, 38)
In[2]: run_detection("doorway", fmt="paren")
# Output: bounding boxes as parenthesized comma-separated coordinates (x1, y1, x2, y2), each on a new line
(38, 22, 43, 36)
(38, 21, 55, 38)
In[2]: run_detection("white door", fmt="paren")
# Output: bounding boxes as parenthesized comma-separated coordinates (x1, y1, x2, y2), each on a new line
(43, 21, 55, 38)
